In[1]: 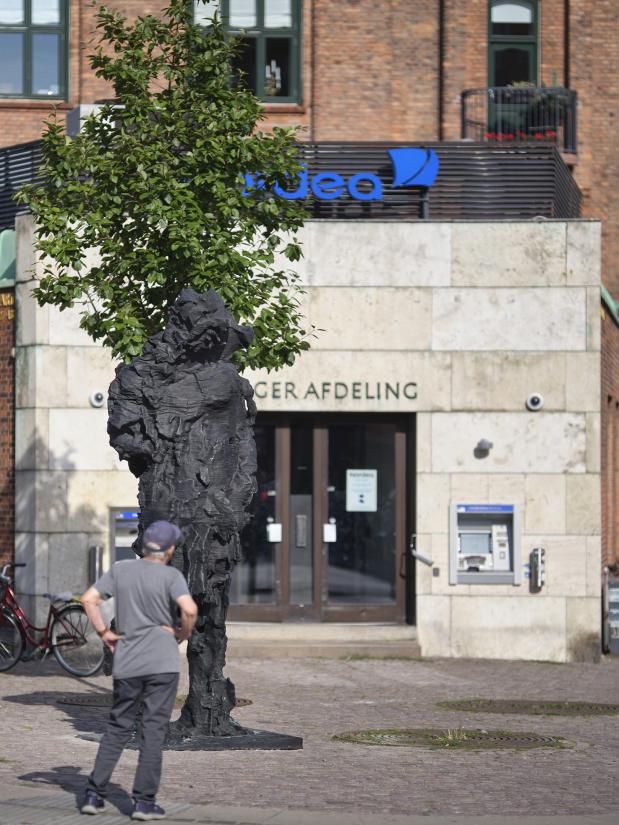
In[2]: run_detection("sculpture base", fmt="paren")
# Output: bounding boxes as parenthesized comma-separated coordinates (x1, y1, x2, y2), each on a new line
(76, 729, 303, 751)
(158, 728, 303, 751)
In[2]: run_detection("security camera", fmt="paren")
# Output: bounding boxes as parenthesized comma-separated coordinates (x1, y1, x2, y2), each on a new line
(89, 390, 106, 408)
(526, 393, 544, 412)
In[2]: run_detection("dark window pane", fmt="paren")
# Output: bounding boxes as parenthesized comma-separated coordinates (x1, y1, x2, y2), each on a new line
(491, 1, 534, 36)
(233, 425, 277, 604)
(493, 46, 532, 86)
(265, 0, 292, 28)
(327, 423, 396, 604)
(0, 1, 23, 25)
(290, 424, 313, 605)
(0, 33, 23, 95)
(32, 32, 60, 95)
(492, 21, 533, 35)
(32, 0, 60, 25)
(232, 36, 257, 92)
(265, 37, 290, 97)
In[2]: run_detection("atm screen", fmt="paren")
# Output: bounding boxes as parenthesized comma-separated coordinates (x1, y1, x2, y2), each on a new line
(460, 531, 491, 555)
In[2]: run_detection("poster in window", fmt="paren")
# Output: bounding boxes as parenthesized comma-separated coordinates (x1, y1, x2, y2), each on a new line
(346, 469, 377, 512)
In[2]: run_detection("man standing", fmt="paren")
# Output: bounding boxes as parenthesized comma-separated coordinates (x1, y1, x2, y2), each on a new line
(80, 520, 197, 821)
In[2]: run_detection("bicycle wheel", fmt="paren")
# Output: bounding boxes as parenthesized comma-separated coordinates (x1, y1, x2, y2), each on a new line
(51, 604, 104, 677)
(0, 608, 25, 672)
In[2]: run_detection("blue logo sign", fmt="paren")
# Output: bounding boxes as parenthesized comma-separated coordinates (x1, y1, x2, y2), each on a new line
(243, 147, 439, 202)
(388, 148, 440, 188)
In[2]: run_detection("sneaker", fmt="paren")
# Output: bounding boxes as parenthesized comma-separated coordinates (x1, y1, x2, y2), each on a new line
(80, 791, 106, 815)
(131, 799, 166, 820)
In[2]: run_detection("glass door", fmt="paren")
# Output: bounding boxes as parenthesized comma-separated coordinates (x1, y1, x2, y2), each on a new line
(229, 415, 409, 622)
(321, 417, 406, 621)
(326, 423, 396, 604)
(229, 424, 280, 615)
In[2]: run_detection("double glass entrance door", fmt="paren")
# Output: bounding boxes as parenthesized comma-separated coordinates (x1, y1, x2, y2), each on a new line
(229, 415, 408, 621)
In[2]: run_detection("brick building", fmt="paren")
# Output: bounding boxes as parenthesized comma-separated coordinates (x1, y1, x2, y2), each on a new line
(0, 1, 617, 657)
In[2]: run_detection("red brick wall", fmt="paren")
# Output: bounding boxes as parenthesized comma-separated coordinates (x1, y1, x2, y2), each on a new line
(0, 290, 14, 570)
(570, 1, 619, 297)
(310, 0, 439, 142)
(441, 0, 487, 140)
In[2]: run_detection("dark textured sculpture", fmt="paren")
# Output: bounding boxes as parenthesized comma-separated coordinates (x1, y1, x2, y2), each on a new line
(107, 288, 257, 740)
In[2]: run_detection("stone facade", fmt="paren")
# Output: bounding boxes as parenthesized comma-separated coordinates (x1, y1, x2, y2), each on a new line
(13, 217, 137, 619)
(14, 214, 602, 660)
(249, 218, 601, 662)
(0, 289, 15, 569)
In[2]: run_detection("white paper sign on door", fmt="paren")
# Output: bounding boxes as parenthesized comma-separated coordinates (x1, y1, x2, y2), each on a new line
(346, 469, 377, 512)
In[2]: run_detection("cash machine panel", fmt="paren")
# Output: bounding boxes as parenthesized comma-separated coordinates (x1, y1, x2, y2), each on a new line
(110, 508, 140, 563)
(449, 504, 521, 586)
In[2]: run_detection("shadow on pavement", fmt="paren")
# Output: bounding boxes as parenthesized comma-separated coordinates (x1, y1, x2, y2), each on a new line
(3, 689, 111, 736)
(17, 764, 133, 814)
(1, 659, 109, 680)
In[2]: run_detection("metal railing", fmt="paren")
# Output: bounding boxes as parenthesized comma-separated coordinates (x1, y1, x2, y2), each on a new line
(0, 139, 43, 232)
(461, 87, 577, 153)
(1, 138, 581, 228)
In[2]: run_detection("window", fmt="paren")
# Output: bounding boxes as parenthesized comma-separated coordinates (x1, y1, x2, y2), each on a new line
(194, 0, 301, 103)
(0, 0, 67, 98)
(488, 1, 538, 87)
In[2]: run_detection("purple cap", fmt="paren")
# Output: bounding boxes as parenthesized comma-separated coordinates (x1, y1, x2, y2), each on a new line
(142, 520, 182, 553)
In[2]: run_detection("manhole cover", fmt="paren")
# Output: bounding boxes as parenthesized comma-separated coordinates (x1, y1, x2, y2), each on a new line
(333, 728, 568, 750)
(57, 694, 252, 708)
(438, 699, 619, 716)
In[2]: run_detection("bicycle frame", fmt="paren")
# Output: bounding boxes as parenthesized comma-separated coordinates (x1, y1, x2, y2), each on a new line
(1, 580, 76, 651)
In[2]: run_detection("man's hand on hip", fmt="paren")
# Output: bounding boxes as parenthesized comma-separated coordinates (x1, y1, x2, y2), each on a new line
(99, 629, 122, 652)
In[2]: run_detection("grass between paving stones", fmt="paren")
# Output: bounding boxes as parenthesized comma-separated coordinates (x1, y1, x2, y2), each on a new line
(332, 728, 570, 750)
(437, 698, 619, 716)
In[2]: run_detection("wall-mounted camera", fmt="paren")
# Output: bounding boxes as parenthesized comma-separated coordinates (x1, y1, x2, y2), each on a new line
(526, 393, 544, 412)
(89, 390, 106, 408)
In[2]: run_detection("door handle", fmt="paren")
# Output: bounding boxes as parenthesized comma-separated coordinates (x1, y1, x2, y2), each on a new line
(295, 514, 308, 548)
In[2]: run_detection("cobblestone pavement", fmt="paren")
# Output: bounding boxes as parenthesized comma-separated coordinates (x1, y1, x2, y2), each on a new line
(0, 655, 618, 821)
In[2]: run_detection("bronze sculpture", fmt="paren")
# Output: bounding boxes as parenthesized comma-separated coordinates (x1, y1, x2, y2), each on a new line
(107, 288, 257, 741)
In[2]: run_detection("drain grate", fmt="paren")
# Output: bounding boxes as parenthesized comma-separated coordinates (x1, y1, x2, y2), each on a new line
(438, 698, 619, 716)
(333, 728, 568, 750)
(57, 694, 252, 708)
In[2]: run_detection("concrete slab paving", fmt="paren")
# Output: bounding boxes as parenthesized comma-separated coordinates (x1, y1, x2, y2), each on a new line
(1, 655, 619, 822)
(0, 791, 618, 825)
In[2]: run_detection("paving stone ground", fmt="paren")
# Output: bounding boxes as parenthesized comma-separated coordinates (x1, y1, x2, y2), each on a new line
(0, 655, 618, 822)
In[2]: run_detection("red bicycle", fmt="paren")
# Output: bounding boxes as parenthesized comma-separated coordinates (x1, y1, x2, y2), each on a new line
(0, 562, 104, 677)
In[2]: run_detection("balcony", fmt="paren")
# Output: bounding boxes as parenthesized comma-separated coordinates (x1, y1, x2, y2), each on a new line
(461, 87, 577, 154)
(1, 138, 582, 231)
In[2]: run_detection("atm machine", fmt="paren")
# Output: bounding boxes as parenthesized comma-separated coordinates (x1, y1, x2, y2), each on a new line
(449, 503, 521, 585)
(110, 509, 140, 563)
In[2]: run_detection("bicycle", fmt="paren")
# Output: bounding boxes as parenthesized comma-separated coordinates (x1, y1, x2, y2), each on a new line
(0, 562, 104, 677)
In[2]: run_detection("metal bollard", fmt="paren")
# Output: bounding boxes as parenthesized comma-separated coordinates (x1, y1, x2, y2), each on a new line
(88, 545, 104, 584)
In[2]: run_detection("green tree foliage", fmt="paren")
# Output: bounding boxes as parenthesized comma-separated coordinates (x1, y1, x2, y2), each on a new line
(18, 1, 310, 369)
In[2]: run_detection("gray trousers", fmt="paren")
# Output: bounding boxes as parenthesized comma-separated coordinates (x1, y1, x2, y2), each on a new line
(87, 672, 179, 802)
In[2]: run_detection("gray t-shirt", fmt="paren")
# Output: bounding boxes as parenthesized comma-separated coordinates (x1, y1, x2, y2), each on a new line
(94, 559, 190, 679)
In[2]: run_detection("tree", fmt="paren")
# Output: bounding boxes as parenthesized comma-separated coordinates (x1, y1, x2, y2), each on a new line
(18, 0, 309, 371)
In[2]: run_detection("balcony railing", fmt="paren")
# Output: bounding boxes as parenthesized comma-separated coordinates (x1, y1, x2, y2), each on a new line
(461, 87, 577, 154)
(1, 139, 581, 228)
